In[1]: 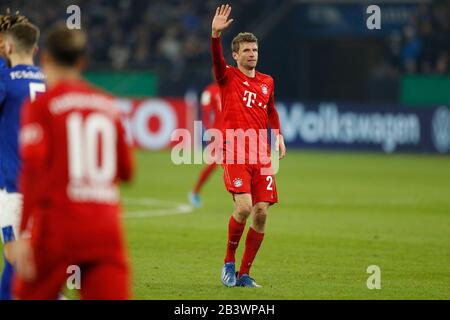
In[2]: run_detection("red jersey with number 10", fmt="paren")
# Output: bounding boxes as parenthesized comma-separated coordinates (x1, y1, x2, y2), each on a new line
(19, 79, 133, 254)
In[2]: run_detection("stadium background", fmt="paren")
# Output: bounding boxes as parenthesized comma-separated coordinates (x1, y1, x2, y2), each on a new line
(0, 0, 449, 299)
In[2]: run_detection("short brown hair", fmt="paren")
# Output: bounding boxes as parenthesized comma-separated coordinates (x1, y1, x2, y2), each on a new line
(231, 32, 258, 53)
(4, 22, 39, 54)
(44, 24, 87, 67)
(0, 11, 29, 32)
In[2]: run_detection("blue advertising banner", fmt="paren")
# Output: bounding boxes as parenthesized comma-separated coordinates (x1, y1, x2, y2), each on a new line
(277, 102, 450, 154)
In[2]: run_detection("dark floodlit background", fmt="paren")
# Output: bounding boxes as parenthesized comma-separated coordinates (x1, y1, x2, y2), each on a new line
(2, 0, 448, 100)
(5, 0, 448, 154)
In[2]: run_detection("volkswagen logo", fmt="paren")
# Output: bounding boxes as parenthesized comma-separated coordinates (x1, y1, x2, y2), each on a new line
(432, 106, 450, 153)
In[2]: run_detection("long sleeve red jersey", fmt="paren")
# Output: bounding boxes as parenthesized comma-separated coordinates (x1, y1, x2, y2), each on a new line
(19, 79, 133, 255)
(211, 37, 281, 133)
(211, 36, 281, 163)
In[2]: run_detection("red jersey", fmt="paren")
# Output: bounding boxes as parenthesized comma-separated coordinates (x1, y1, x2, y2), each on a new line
(19, 79, 133, 256)
(211, 37, 281, 163)
(201, 82, 222, 130)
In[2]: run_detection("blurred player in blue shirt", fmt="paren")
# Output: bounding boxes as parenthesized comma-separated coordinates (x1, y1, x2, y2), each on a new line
(0, 19, 44, 300)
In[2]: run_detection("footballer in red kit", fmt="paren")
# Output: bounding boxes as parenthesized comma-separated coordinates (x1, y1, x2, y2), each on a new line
(211, 5, 286, 288)
(189, 81, 222, 208)
(12, 26, 133, 300)
(202, 82, 222, 130)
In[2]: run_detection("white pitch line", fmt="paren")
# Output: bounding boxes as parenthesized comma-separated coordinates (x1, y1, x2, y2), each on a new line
(123, 197, 193, 219)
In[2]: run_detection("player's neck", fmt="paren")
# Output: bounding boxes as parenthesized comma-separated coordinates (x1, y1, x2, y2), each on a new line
(238, 65, 256, 78)
(46, 68, 81, 89)
(9, 54, 34, 67)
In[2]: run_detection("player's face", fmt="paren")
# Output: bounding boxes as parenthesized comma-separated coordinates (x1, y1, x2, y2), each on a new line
(234, 42, 258, 70)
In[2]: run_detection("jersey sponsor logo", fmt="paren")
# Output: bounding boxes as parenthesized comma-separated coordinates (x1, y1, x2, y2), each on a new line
(233, 178, 243, 188)
(261, 84, 268, 95)
(243, 90, 257, 108)
(243, 90, 267, 109)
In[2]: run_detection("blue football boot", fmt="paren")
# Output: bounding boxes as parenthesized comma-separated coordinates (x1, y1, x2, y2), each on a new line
(188, 192, 202, 208)
(221, 262, 236, 287)
(236, 274, 262, 288)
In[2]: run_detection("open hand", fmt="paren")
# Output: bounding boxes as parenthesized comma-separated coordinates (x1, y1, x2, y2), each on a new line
(212, 4, 234, 37)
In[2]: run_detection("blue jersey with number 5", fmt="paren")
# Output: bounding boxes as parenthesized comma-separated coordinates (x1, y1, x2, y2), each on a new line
(0, 64, 45, 192)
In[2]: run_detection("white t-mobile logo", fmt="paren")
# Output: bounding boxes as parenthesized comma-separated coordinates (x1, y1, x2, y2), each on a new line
(243, 90, 257, 108)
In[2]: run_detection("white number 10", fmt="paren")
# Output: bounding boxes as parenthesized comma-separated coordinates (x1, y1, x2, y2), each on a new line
(67, 113, 117, 184)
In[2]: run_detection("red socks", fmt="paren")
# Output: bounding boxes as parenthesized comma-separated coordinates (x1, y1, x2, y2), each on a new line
(224, 216, 266, 276)
(193, 163, 217, 194)
(239, 227, 265, 276)
(224, 216, 246, 263)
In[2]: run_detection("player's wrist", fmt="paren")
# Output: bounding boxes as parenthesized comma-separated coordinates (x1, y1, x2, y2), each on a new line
(211, 30, 221, 38)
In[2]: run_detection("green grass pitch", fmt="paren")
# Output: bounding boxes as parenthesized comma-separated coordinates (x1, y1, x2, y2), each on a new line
(2, 150, 450, 299)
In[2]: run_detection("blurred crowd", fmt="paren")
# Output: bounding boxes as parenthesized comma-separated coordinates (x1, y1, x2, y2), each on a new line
(388, 3, 450, 75)
(1, 0, 277, 95)
(1, 1, 448, 97)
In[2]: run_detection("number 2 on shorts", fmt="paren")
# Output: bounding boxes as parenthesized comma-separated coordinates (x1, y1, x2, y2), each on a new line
(266, 176, 273, 190)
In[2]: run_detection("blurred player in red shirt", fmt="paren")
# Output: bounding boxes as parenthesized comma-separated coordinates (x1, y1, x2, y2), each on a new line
(13, 25, 134, 300)
(188, 80, 222, 208)
(212, 5, 286, 288)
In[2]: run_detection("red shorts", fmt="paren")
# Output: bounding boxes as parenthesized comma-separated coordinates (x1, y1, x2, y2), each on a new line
(13, 248, 130, 300)
(13, 212, 131, 300)
(222, 163, 278, 205)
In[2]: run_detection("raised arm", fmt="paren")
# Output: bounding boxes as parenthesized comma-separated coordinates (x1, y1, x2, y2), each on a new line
(211, 4, 234, 82)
